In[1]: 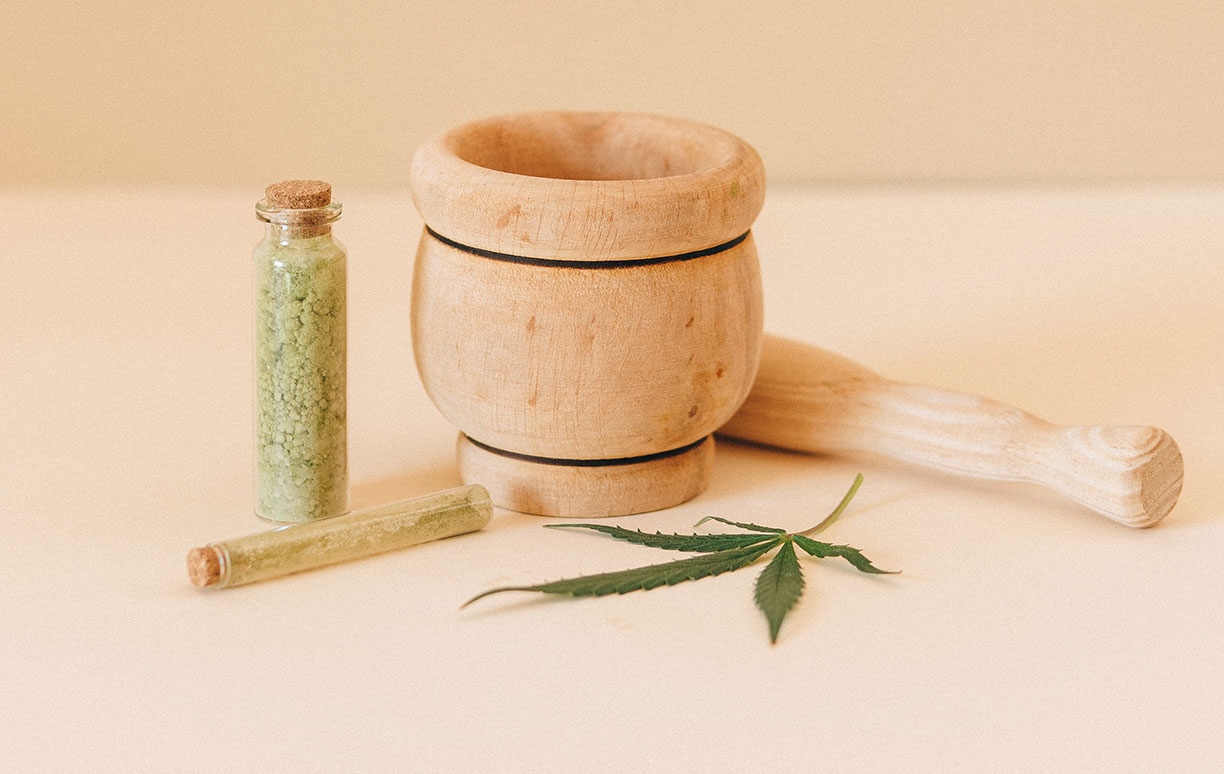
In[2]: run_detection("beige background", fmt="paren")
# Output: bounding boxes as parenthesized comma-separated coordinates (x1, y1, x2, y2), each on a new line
(4, 3, 1224, 771)
(3, 0, 1224, 187)
(2, 187, 1221, 772)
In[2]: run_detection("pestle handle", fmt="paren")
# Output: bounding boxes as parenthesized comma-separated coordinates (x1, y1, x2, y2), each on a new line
(719, 335, 1184, 527)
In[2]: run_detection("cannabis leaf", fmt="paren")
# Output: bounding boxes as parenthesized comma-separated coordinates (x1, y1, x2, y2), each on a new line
(543, 523, 778, 552)
(792, 534, 892, 574)
(463, 542, 776, 606)
(754, 540, 804, 642)
(464, 474, 897, 644)
(693, 515, 786, 533)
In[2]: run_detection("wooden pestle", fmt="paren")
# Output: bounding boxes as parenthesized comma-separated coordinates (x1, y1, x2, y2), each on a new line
(719, 335, 1184, 527)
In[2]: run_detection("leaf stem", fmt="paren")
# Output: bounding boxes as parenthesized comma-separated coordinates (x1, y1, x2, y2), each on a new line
(797, 474, 864, 537)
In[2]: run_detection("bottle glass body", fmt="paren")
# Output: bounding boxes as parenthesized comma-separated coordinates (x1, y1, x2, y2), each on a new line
(253, 205, 348, 522)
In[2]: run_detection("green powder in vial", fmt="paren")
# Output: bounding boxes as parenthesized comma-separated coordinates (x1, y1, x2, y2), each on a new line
(253, 180, 348, 522)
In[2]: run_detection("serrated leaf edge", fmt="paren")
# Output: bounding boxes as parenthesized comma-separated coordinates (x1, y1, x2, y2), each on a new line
(544, 523, 779, 552)
(462, 539, 782, 608)
(792, 534, 899, 575)
(693, 515, 785, 533)
(753, 539, 805, 644)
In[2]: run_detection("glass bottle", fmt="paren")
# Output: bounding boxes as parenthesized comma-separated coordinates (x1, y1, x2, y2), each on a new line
(253, 180, 348, 522)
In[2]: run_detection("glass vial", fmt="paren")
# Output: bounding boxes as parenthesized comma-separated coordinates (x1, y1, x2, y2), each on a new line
(253, 180, 348, 523)
(188, 484, 494, 589)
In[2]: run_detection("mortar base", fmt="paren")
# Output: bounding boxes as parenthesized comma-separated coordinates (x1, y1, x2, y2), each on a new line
(456, 434, 714, 517)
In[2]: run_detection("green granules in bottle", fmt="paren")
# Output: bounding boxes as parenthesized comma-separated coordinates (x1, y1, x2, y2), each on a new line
(253, 180, 348, 523)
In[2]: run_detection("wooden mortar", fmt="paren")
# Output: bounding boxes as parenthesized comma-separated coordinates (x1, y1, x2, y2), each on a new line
(411, 111, 1183, 526)
(410, 111, 766, 516)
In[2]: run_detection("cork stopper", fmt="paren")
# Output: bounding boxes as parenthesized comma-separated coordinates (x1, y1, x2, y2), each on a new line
(187, 546, 222, 587)
(265, 180, 331, 209)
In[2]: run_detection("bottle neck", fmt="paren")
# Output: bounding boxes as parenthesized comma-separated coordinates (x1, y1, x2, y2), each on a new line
(266, 222, 333, 242)
(256, 199, 342, 242)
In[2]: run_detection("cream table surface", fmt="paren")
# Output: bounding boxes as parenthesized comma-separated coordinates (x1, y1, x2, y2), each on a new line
(1, 186, 1221, 773)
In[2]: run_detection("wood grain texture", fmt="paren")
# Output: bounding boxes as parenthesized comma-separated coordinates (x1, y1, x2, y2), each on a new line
(457, 434, 714, 517)
(410, 111, 766, 515)
(719, 335, 1184, 527)
(412, 232, 762, 460)
(411, 111, 765, 261)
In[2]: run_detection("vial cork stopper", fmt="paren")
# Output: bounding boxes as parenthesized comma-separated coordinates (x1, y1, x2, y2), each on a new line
(265, 180, 332, 209)
(186, 546, 222, 587)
